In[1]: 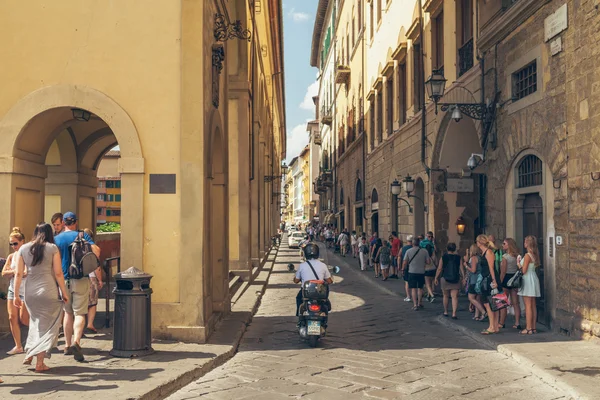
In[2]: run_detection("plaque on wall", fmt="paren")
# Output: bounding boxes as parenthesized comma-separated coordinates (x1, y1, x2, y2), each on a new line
(446, 178, 474, 193)
(149, 174, 176, 194)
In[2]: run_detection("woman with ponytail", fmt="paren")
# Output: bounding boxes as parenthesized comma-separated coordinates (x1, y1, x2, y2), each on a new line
(476, 234, 500, 335)
(13, 223, 69, 372)
(1, 227, 29, 355)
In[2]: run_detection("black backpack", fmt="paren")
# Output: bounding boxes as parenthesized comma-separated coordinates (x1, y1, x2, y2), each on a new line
(442, 254, 461, 283)
(67, 231, 99, 279)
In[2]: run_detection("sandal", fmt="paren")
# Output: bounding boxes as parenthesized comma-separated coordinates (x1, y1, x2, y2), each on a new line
(532, 329, 538, 334)
(35, 364, 50, 373)
(7, 347, 24, 355)
(520, 329, 533, 335)
(85, 327, 98, 334)
(512, 325, 522, 330)
(481, 329, 497, 335)
(499, 324, 506, 329)
(443, 313, 449, 317)
(23, 357, 33, 365)
(412, 306, 419, 311)
(452, 316, 458, 320)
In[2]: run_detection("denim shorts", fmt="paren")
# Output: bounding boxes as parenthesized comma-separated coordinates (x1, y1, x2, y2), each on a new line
(7, 288, 24, 301)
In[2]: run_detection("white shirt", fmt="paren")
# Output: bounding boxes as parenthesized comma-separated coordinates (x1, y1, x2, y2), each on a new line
(295, 259, 331, 284)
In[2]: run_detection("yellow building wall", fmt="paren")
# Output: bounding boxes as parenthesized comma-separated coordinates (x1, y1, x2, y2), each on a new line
(0, 0, 181, 302)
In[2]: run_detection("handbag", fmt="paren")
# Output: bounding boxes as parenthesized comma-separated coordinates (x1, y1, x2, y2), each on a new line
(487, 288, 510, 312)
(506, 269, 523, 289)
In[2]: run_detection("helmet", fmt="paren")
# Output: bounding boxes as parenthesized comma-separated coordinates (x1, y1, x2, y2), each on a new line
(303, 243, 320, 260)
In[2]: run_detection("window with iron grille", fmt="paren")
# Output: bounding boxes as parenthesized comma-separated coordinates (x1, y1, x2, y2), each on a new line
(512, 61, 537, 101)
(517, 154, 543, 188)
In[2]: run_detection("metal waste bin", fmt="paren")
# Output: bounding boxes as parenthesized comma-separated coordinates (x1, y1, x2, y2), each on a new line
(110, 266, 154, 358)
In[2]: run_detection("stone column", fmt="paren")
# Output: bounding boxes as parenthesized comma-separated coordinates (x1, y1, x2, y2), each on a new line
(373, 89, 380, 147)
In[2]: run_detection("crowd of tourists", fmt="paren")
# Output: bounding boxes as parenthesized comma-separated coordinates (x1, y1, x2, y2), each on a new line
(1, 212, 102, 376)
(292, 223, 542, 336)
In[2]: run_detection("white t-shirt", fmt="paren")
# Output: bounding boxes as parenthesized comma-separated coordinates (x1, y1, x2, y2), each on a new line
(338, 233, 348, 244)
(295, 259, 331, 284)
(351, 234, 358, 245)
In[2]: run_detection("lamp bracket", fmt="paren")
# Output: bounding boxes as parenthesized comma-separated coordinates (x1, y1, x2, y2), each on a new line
(395, 196, 414, 214)
(214, 14, 252, 42)
(440, 103, 485, 120)
(407, 194, 428, 213)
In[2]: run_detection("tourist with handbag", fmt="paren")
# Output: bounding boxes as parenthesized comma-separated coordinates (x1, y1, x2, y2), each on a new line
(518, 236, 542, 335)
(477, 235, 501, 335)
(499, 238, 522, 330)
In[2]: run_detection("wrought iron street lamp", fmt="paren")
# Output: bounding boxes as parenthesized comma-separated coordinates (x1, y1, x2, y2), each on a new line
(265, 162, 289, 182)
(401, 175, 427, 212)
(424, 69, 447, 104)
(390, 179, 402, 196)
(456, 216, 466, 235)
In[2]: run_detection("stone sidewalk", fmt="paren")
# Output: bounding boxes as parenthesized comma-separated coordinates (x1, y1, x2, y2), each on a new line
(0, 245, 281, 400)
(325, 248, 600, 400)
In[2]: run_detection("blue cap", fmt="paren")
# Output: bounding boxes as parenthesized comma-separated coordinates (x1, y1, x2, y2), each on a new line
(63, 212, 77, 222)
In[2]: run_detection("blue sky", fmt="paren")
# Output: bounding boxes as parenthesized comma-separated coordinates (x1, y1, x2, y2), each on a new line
(282, 0, 319, 163)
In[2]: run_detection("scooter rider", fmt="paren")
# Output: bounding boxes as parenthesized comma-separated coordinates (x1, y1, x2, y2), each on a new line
(294, 243, 333, 316)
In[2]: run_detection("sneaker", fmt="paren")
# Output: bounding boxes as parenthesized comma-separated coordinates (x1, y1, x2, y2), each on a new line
(429, 296, 435, 303)
(403, 297, 412, 302)
(64, 347, 74, 356)
(70, 343, 85, 362)
(390, 274, 399, 279)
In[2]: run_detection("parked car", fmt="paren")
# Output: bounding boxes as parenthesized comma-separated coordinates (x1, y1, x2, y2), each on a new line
(288, 225, 298, 235)
(288, 231, 305, 248)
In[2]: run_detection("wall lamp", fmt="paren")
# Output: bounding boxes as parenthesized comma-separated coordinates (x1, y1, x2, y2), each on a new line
(72, 108, 91, 122)
(390, 175, 428, 213)
(456, 217, 466, 235)
(264, 162, 289, 182)
(591, 172, 600, 181)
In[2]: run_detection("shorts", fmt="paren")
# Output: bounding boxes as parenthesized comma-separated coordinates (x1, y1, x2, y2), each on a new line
(424, 269, 436, 277)
(408, 273, 425, 289)
(502, 273, 515, 289)
(64, 278, 90, 316)
(468, 284, 478, 295)
(7, 288, 24, 301)
(88, 276, 100, 307)
(380, 264, 390, 270)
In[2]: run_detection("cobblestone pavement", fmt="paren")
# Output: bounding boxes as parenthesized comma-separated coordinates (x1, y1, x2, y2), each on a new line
(167, 242, 570, 400)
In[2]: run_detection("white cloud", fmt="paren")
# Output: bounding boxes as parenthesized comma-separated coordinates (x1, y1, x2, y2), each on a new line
(286, 121, 311, 164)
(288, 8, 310, 22)
(300, 80, 319, 111)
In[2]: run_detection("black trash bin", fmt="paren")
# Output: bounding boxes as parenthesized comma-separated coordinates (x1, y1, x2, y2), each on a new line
(110, 266, 154, 358)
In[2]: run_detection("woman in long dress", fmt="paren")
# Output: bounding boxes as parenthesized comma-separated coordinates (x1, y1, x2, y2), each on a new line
(518, 235, 542, 335)
(13, 223, 69, 372)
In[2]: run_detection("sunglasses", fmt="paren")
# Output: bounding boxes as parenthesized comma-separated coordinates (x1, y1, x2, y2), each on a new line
(9, 242, 19, 247)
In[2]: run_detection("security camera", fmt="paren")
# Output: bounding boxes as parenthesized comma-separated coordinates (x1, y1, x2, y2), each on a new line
(467, 153, 484, 171)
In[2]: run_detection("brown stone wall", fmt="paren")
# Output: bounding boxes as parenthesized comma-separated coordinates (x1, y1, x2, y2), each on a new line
(478, 0, 600, 338)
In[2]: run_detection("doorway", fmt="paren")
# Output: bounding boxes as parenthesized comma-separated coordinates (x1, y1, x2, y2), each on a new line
(522, 192, 545, 324)
(371, 212, 379, 235)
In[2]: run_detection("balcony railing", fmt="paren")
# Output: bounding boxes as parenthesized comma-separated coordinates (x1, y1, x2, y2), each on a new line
(321, 106, 332, 125)
(458, 38, 474, 77)
(335, 65, 351, 85)
(321, 170, 333, 187)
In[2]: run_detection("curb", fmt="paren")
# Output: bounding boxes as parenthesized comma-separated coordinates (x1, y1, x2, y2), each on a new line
(139, 245, 280, 400)
(437, 315, 583, 400)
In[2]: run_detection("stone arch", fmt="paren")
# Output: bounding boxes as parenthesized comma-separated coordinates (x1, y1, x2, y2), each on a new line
(355, 179, 363, 201)
(0, 84, 144, 270)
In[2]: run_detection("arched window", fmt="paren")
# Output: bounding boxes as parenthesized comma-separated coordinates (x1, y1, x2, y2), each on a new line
(371, 188, 379, 211)
(355, 179, 363, 201)
(371, 188, 379, 203)
(340, 188, 344, 204)
(517, 154, 542, 188)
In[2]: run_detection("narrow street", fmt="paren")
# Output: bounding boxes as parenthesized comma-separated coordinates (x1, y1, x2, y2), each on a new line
(167, 240, 568, 400)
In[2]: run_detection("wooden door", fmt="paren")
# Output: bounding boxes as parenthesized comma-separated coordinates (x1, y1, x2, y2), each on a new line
(523, 193, 545, 324)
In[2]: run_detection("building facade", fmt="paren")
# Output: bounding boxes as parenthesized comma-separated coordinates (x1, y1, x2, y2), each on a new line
(0, 0, 286, 343)
(309, 0, 600, 338)
(96, 149, 121, 226)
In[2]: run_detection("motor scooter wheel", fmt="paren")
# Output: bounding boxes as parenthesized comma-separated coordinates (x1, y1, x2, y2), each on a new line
(308, 336, 319, 348)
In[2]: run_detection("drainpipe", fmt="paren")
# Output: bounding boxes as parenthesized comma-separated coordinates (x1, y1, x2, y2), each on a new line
(418, 0, 430, 177)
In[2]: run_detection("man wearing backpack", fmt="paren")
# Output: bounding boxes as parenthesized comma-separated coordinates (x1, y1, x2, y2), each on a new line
(55, 212, 101, 362)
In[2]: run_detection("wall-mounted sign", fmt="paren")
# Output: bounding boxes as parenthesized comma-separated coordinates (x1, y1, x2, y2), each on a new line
(446, 178, 474, 193)
(550, 37, 562, 56)
(544, 4, 568, 42)
(149, 174, 176, 194)
(371, 201, 379, 211)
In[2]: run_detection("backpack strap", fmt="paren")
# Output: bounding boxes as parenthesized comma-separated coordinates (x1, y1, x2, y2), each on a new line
(305, 260, 320, 280)
(407, 248, 421, 268)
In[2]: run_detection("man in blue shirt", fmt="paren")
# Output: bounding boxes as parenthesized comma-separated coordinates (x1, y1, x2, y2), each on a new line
(55, 212, 101, 362)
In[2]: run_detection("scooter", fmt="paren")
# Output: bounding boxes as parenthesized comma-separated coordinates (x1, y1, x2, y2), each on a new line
(287, 264, 340, 347)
